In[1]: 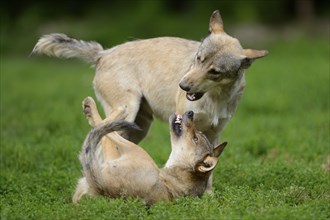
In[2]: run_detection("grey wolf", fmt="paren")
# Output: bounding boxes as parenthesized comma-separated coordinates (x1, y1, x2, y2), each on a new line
(72, 96, 227, 204)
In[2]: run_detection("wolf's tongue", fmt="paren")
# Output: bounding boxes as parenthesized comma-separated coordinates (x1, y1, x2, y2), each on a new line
(186, 92, 204, 101)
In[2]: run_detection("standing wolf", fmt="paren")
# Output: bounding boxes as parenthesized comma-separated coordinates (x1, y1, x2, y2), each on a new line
(33, 10, 267, 192)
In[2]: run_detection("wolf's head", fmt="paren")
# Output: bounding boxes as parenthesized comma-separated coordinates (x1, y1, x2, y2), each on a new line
(179, 10, 268, 101)
(168, 111, 227, 174)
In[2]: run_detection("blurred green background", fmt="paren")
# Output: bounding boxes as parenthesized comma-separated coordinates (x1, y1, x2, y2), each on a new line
(1, 0, 329, 55)
(0, 0, 329, 219)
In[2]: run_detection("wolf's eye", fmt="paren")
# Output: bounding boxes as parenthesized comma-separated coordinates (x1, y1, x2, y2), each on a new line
(208, 69, 221, 75)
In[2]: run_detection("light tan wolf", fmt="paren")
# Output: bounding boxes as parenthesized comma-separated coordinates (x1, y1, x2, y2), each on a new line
(72, 96, 227, 204)
(32, 10, 267, 145)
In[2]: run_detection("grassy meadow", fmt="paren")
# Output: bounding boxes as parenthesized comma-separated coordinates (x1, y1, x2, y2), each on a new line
(1, 35, 329, 219)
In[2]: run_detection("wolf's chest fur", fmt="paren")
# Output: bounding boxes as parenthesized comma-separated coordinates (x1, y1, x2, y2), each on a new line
(186, 74, 246, 128)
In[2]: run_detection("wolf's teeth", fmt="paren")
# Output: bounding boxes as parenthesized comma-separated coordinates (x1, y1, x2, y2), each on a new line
(188, 94, 195, 100)
(175, 115, 182, 124)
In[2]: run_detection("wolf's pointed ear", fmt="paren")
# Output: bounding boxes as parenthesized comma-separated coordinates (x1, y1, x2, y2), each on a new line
(197, 156, 218, 173)
(241, 49, 268, 69)
(209, 10, 224, 33)
(213, 142, 227, 158)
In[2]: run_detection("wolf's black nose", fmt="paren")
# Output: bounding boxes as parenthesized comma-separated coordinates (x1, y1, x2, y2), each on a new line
(187, 111, 194, 119)
(179, 82, 190, 92)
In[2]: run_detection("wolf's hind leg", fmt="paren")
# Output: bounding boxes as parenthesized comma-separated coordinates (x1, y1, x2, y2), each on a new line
(83, 97, 103, 127)
(83, 97, 127, 127)
(72, 177, 92, 203)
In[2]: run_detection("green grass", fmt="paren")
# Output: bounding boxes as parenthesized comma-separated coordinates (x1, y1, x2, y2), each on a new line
(1, 37, 329, 219)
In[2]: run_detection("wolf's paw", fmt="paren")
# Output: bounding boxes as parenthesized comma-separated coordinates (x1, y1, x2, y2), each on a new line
(205, 189, 214, 195)
(82, 97, 96, 117)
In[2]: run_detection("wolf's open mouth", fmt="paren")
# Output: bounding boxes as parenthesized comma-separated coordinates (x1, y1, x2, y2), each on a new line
(186, 92, 204, 101)
(172, 114, 183, 136)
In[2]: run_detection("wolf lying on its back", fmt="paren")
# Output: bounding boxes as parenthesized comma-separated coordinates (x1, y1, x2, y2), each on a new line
(33, 10, 268, 146)
(73, 97, 227, 204)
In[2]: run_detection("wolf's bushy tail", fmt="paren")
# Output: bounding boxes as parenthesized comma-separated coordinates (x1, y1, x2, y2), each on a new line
(32, 33, 104, 65)
(84, 120, 140, 155)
